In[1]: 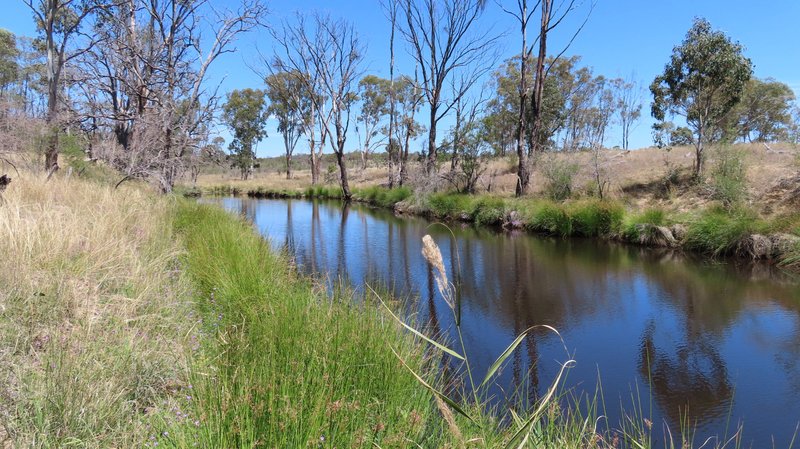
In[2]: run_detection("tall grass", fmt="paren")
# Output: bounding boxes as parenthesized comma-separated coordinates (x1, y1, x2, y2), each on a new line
(0, 174, 192, 447)
(354, 185, 412, 208)
(163, 202, 449, 448)
(683, 207, 764, 256)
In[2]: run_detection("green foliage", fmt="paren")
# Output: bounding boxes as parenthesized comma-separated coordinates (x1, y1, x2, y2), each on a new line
(470, 196, 506, 226)
(423, 193, 473, 219)
(527, 202, 573, 236)
(304, 185, 344, 199)
(725, 78, 797, 143)
(570, 200, 625, 237)
(709, 146, 747, 208)
(684, 207, 761, 256)
(354, 186, 412, 208)
(222, 88, 269, 179)
(650, 18, 753, 175)
(542, 159, 579, 201)
(166, 203, 444, 448)
(622, 208, 667, 241)
(670, 126, 695, 146)
(0, 28, 19, 90)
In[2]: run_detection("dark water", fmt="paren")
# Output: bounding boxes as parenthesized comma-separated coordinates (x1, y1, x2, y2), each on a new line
(216, 197, 800, 447)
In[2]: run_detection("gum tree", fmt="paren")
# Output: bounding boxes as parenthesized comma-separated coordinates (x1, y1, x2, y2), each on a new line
(650, 18, 752, 178)
(222, 88, 269, 180)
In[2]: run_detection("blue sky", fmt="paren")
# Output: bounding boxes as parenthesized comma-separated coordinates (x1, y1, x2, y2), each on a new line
(4, 0, 800, 157)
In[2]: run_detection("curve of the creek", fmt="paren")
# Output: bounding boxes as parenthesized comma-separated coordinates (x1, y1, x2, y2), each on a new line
(212, 196, 800, 448)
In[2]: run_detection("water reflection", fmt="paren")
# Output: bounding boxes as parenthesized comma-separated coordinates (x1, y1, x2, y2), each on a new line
(216, 197, 800, 448)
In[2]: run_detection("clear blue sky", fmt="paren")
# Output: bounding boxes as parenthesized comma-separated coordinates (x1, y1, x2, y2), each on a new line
(4, 0, 800, 157)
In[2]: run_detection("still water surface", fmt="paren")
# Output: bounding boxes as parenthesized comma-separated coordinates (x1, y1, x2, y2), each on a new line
(217, 197, 800, 447)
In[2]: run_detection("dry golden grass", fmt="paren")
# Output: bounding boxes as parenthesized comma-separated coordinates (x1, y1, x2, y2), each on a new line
(192, 143, 799, 215)
(0, 172, 192, 447)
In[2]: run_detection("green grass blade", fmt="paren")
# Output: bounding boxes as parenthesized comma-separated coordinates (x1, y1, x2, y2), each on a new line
(389, 346, 475, 423)
(368, 284, 464, 361)
(479, 324, 561, 390)
(504, 359, 576, 449)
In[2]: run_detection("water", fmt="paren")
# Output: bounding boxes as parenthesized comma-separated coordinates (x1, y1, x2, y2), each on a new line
(216, 197, 800, 447)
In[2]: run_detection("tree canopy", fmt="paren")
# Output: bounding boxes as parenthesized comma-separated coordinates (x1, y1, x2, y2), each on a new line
(650, 17, 752, 177)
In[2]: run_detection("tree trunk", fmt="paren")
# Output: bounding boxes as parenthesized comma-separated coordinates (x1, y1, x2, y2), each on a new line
(427, 105, 437, 174)
(526, 0, 551, 191)
(515, 1, 530, 197)
(335, 147, 351, 200)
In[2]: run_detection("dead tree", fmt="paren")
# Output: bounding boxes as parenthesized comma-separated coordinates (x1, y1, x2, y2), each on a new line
(400, 0, 499, 175)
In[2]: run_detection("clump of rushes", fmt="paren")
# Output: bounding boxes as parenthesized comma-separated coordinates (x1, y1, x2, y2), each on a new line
(470, 196, 507, 227)
(354, 186, 412, 208)
(425, 193, 475, 220)
(373, 233, 577, 448)
(684, 207, 763, 256)
(304, 185, 344, 199)
(526, 201, 573, 236)
(569, 200, 625, 237)
(622, 208, 671, 244)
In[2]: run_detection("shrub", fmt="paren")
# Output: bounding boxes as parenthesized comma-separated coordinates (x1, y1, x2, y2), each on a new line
(542, 159, 580, 201)
(570, 200, 625, 237)
(709, 146, 747, 208)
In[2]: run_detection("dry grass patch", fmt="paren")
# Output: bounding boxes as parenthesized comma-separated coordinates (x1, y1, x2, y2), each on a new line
(0, 174, 193, 448)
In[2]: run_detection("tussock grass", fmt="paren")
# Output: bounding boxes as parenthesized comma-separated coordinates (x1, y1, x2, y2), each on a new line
(354, 185, 412, 208)
(526, 201, 573, 236)
(425, 192, 476, 220)
(684, 207, 765, 256)
(470, 196, 507, 226)
(0, 174, 192, 447)
(570, 200, 625, 237)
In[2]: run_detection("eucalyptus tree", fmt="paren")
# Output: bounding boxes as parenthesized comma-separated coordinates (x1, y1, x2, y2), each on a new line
(265, 70, 311, 179)
(611, 76, 642, 150)
(222, 88, 269, 180)
(732, 78, 796, 143)
(356, 75, 391, 170)
(651, 18, 752, 178)
(75, 0, 265, 191)
(0, 30, 19, 96)
(499, 0, 593, 196)
(24, 0, 105, 173)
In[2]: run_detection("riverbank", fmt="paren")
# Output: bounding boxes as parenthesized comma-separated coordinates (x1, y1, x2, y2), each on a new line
(197, 184, 800, 272)
(3, 170, 796, 447)
(0, 172, 625, 447)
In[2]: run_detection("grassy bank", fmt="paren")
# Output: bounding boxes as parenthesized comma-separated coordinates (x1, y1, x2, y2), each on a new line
(163, 202, 454, 447)
(0, 175, 192, 447)
(212, 184, 800, 268)
(2, 171, 791, 447)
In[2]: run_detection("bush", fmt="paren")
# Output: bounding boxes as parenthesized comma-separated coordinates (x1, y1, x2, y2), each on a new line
(542, 159, 579, 201)
(709, 146, 747, 208)
(570, 200, 625, 237)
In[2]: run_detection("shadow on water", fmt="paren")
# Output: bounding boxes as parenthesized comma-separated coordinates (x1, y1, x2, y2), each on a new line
(214, 196, 800, 448)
